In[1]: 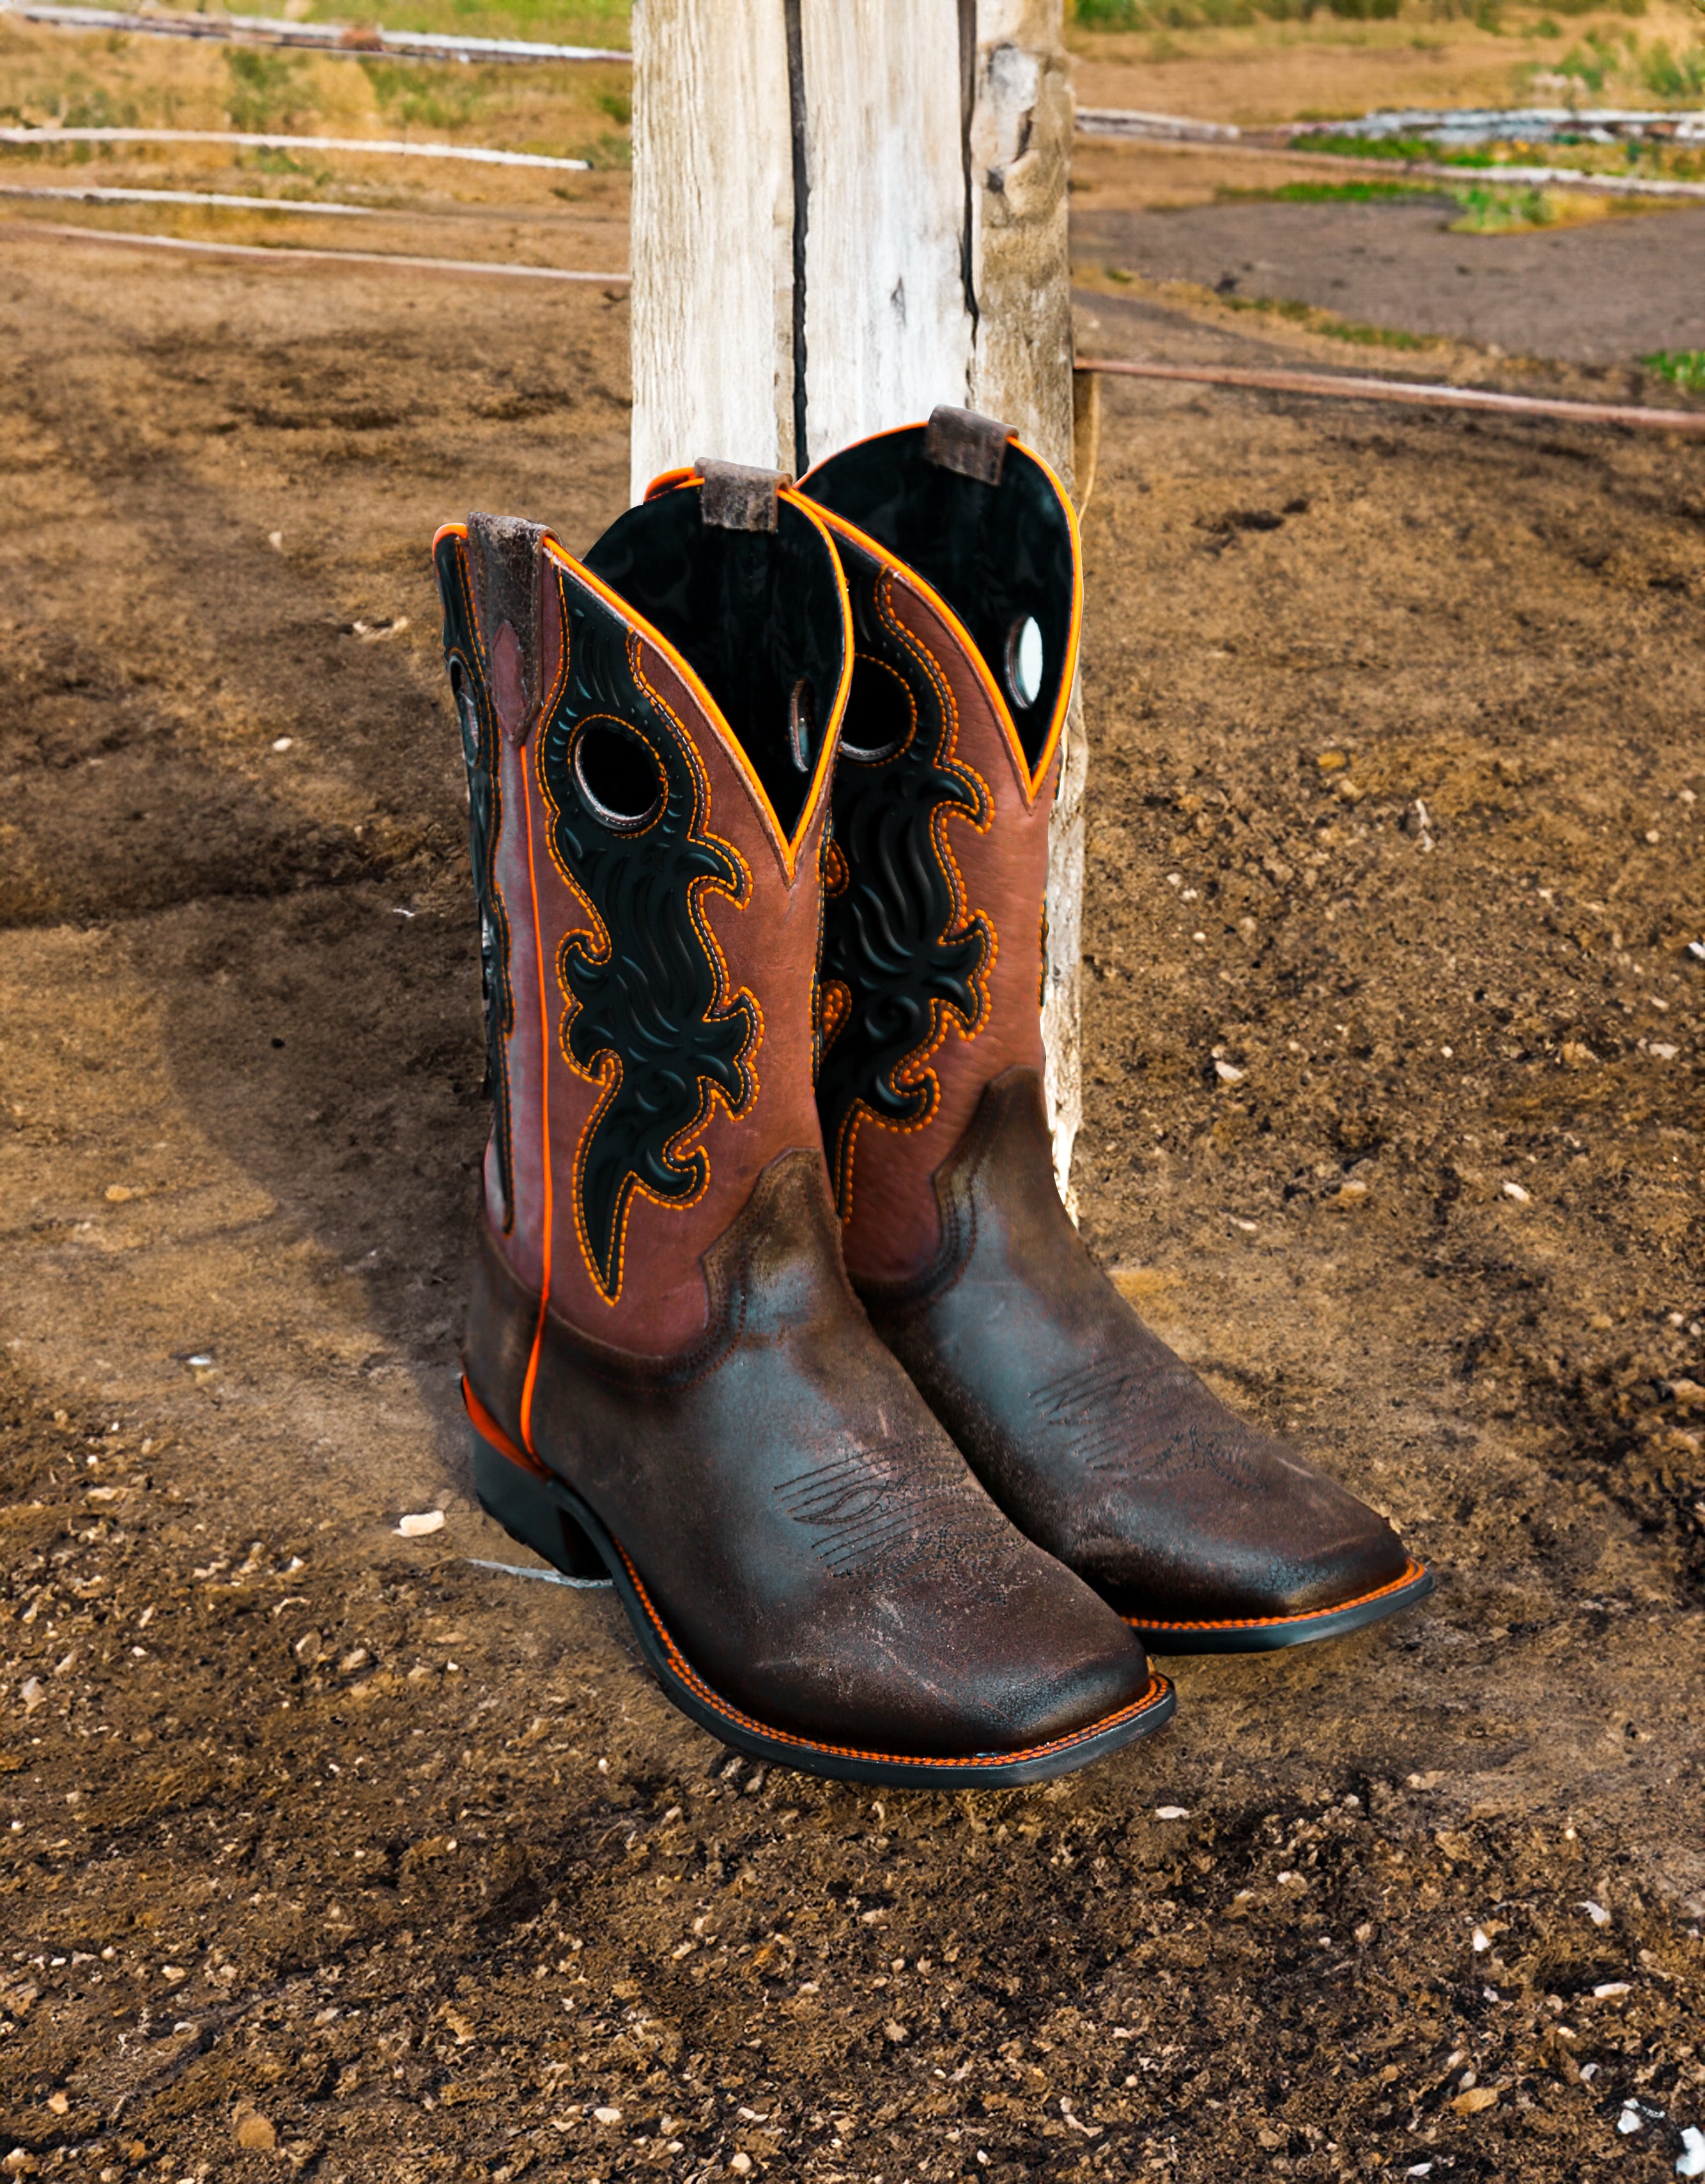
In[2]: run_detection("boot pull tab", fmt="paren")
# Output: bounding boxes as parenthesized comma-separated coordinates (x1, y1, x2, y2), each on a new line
(695, 459, 791, 534)
(467, 511, 546, 742)
(925, 404, 1014, 486)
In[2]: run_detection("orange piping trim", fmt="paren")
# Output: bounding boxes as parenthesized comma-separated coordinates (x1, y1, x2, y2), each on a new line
(461, 1376, 551, 1480)
(1129, 1558, 1430, 1633)
(539, 493, 852, 885)
(468, 1357, 1173, 1766)
(517, 741, 553, 1455)
(798, 426, 1084, 806)
(606, 1526, 1173, 1769)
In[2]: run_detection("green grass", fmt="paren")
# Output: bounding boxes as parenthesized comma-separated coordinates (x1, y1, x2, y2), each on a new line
(1449, 181, 1556, 229)
(1217, 178, 1454, 202)
(1643, 349, 1705, 391)
(1219, 292, 1434, 348)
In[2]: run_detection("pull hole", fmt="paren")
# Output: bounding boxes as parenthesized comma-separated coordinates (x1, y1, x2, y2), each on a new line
(1006, 615, 1044, 711)
(573, 719, 665, 831)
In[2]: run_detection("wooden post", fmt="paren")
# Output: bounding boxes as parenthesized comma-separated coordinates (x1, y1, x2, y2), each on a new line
(630, 0, 1085, 1196)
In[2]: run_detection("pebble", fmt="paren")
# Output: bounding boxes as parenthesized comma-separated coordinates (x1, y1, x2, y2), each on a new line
(1592, 1981, 1631, 1999)
(1213, 1060, 1246, 1084)
(1155, 1806, 1191, 1820)
(1580, 1900, 1611, 1927)
(1502, 1181, 1531, 1204)
(592, 2108, 621, 2126)
(1676, 2124, 1705, 2176)
(20, 1679, 45, 1715)
(396, 1511, 445, 1537)
(233, 2109, 276, 2152)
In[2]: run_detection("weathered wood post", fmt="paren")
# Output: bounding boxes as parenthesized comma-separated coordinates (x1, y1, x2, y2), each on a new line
(630, 0, 1086, 1195)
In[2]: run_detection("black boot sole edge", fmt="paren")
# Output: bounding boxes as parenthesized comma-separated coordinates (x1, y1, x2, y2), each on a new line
(465, 1411, 1177, 1787)
(1125, 1560, 1435, 1656)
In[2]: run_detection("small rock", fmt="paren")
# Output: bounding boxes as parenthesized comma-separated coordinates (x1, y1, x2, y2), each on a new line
(104, 1185, 137, 1203)
(1449, 2086, 1499, 2116)
(1650, 1042, 1679, 1061)
(1592, 1980, 1631, 1998)
(1331, 1180, 1369, 1208)
(19, 1678, 45, 1716)
(396, 1511, 445, 1537)
(1154, 1806, 1191, 1820)
(1502, 1181, 1531, 1204)
(1618, 2103, 1645, 2135)
(1676, 2123, 1705, 2177)
(883, 2019, 910, 2042)
(730, 2158, 753, 2178)
(1580, 1899, 1612, 1926)
(1316, 749, 1347, 773)
(233, 2103, 277, 2151)
(1472, 1926, 1490, 1953)
(1214, 1059, 1246, 1084)
(270, 737, 293, 753)
(44, 2096, 66, 2118)
(338, 1648, 371, 1673)
(293, 1631, 323, 1666)
(1560, 1040, 1598, 1069)
(592, 2106, 622, 2125)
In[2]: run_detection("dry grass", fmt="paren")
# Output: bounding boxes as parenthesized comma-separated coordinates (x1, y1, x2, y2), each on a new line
(1066, 0, 1705, 127)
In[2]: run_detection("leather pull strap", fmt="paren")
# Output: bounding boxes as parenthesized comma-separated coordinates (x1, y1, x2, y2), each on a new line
(467, 511, 546, 740)
(696, 459, 789, 533)
(925, 404, 1012, 486)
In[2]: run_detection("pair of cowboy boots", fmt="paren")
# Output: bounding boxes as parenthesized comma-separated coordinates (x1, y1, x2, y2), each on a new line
(433, 407, 1431, 1788)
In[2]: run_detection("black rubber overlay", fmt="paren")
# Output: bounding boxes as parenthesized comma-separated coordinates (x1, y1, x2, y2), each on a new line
(816, 533, 992, 1217)
(801, 426, 1073, 771)
(585, 489, 846, 840)
(537, 562, 758, 1303)
(434, 530, 517, 1230)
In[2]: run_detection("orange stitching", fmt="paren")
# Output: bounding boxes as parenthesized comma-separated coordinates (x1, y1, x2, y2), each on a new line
(819, 979, 851, 1054)
(828, 571, 996, 1222)
(468, 1361, 1174, 1765)
(541, 523, 851, 883)
(802, 440, 1083, 804)
(608, 1526, 1172, 1767)
(1128, 1560, 1430, 1633)
(540, 629, 762, 1308)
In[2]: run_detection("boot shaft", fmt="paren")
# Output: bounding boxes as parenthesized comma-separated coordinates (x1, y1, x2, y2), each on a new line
(434, 470, 852, 1360)
(797, 410, 1082, 1284)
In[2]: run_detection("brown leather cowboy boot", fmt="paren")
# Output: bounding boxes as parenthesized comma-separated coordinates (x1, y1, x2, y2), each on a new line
(432, 468, 1173, 1783)
(796, 409, 1433, 1653)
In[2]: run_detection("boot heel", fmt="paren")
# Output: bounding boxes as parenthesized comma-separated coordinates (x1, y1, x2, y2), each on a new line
(468, 1432, 608, 1581)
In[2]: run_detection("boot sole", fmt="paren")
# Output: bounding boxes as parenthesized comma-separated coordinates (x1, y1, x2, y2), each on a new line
(1123, 1558, 1435, 1654)
(463, 1390, 1176, 1787)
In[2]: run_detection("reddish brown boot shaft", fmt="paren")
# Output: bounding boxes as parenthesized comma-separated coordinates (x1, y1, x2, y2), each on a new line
(800, 410, 1431, 1652)
(432, 471, 1170, 1780)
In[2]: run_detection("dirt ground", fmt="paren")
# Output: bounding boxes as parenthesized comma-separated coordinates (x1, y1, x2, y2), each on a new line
(1072, 192, 1705, 367)
(2, 178, 1704, 2184)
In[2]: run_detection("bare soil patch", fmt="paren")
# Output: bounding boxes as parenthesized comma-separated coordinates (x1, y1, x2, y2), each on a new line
(1072, 190, 1705, 366)
(0, 221, 1701, 2182)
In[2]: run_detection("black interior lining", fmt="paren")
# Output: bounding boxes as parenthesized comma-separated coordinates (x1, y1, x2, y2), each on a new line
(583, 489, 845, 842)
(800, 429, 1074, 773)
